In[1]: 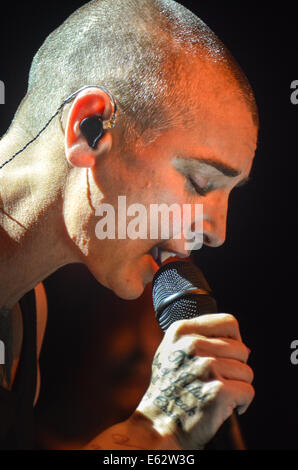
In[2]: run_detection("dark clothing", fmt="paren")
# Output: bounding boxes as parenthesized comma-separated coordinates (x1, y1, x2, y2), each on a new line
(0, 290, 37, 449)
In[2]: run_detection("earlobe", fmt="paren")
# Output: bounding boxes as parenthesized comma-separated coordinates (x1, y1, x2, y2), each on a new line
(65, 116, 97, 168)
(66, 144, 96, 168)
(65, 129, 113, 168)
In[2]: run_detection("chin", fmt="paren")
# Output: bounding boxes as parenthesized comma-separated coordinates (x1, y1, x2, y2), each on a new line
(109, 256, 158, 300)
(111, 270, 148, 300)
(88, 266, 144, 300)
(114, 285, 145, 300)
(89, 253, 158, 300)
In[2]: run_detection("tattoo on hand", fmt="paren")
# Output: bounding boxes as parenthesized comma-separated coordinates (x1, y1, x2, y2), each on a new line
(146, 349, 212, 428)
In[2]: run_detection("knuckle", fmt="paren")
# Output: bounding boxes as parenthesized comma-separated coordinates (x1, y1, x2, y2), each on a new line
(164, 320, 183, 341)
(225, 313, 239, 328)
(176, 335, 197, 356)
(208, 379, 226, 402)
(221, 313, 239, 328)
(226, 314, 241, 337)
(161, 332, 197, 358)
(224, 404, 235, 419)
(200, 356, 218, 378)
(246, 365, 254, 384)
(204, 356, 217, 368)
(248, 383, 255, 401)
(239, 342, 250, 362)
(193, 334, 206, 348)
(198, 378, 225, 406)
(242, 384, 255, 407)
(168, 319, 188, 337)
(219, 312, 235, 322)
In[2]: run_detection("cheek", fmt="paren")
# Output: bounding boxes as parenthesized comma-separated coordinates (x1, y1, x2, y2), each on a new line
(64, 205, 93, 257)
(141, 173, 187, 207)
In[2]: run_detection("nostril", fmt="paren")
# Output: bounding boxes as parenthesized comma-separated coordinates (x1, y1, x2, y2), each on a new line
(203, 232, 223, 247)
(203, 233, 211, 245)
(204, 232, 225, 247)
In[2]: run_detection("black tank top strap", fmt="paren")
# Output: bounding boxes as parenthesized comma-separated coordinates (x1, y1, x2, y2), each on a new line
(14, 289, 37, 403)
(0, 289, 37, 449)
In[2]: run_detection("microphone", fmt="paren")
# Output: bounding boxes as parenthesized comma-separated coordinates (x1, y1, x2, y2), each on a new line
(152, 260, 217, 331)
(152, 260, 246, 450)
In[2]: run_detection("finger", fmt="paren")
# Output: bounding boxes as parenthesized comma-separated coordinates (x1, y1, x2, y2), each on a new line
(173, 314, 242, 341)
(223, 380, 255, 416)
(171, 353, 253, 385)
(192, 336, 251, 363)
(215, 357, 254, 384)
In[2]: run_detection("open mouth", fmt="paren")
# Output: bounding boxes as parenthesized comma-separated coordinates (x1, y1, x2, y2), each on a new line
(149, 246, 183, 267)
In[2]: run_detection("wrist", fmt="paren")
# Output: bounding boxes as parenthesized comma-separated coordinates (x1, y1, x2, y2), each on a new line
(128, 409, 181, 450)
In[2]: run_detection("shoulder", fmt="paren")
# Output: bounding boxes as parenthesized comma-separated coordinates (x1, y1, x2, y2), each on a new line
(0, 283, 48, 402)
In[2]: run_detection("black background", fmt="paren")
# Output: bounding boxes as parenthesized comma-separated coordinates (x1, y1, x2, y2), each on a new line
(0, 0, 297, 450)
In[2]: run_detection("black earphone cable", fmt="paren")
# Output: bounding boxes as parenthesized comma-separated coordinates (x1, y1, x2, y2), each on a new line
(0, 85, 116, 171)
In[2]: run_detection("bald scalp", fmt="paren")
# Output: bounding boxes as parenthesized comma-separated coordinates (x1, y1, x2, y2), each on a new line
(13, 0, 258, 151)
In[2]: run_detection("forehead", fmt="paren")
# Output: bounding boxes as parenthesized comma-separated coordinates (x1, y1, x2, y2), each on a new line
(133, 58, 258, 177)
(173, 64, 258, 174)
(195, 102, 256, 168)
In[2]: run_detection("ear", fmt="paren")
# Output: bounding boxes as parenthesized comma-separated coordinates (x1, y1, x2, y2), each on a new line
(64, 88, 114, 168)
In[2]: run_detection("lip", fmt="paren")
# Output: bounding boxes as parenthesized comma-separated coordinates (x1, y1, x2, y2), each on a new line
(149, 245, 189, 267)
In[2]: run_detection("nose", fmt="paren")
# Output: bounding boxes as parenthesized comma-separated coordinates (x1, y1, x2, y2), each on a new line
(202, 194, 228, 247)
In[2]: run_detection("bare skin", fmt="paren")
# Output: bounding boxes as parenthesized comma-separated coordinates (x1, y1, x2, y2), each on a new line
(0, 58, 258, 448)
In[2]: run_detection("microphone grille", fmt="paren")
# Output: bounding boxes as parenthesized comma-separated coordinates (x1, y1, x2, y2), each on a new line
(152, 261, 217, 331)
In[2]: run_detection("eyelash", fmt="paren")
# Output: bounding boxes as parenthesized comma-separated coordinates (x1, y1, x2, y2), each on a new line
(187, 176, 209, 197)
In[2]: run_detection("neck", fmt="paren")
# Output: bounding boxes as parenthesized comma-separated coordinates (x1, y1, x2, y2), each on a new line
(0, 124, 78, 309)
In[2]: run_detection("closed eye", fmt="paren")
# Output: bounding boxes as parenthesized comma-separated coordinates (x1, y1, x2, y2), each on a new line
(187, 176, 211, 197)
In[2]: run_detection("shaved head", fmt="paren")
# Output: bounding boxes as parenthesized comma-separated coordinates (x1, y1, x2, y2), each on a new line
(13, 0, 258, 150)
(0, 0, 259, 306)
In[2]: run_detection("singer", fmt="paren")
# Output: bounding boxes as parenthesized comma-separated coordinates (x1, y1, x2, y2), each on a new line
(0, 0, 258, 450)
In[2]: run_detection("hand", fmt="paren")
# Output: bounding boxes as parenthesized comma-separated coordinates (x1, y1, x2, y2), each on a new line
(136, 313, 254, 450)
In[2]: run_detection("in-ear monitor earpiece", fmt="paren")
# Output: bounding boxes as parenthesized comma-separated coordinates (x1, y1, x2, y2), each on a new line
(79, 115, 104, 149)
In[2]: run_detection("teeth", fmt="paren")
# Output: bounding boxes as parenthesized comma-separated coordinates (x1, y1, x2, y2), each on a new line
(151, 246, 159, 261)
(150, 247, 180, 264)
(160, 250, 177, 263)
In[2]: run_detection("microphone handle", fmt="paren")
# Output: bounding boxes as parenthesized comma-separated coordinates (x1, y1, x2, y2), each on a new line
(159, 299, 247, 449)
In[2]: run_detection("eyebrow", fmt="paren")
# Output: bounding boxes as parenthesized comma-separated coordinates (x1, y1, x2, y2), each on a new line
(176, 156, 250, 187)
